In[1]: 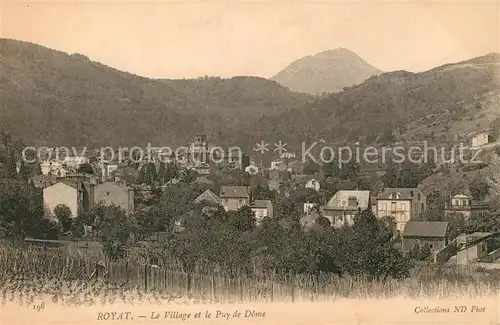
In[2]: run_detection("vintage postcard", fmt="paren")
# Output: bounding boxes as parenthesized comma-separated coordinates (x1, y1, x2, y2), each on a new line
(1, 0, 500, 324)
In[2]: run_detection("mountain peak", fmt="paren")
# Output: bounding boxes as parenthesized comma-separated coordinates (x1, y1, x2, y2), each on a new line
(314, 48, 359, 58)
(271, 49, 382, 95)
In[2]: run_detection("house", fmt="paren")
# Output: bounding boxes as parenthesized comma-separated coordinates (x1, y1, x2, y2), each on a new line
(194, 189, 221, 206)
(321, 190, 371, 228)
(219, 186, 251, 211)
(250, 200, 273, 225)
(471, 132, 490, 148)
(270, 159, 287, 171)
(456, 232, 492, 265)
(376, 188, 426, 232)
(444, 194, 489, 218)
(94, 181, 135, 214)
(43, 180, 93, 220)
(29, 174, 58, 189)
(401, 221, 448, 253)
(245, 164, 259, 175)
(305, 178, 320, 191)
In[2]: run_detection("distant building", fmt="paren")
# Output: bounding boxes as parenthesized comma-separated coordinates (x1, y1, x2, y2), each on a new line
(63, 156, 90, 169)
(376, 188, 426, 233)
(101, 162, 119, 182)
(219, 186, 251, 211)
(94, 181, 135, 214)
(250, 200, 273, 225)
(245, 164, 259, 175)
(321, 190, 371, 228)
(401, 221, 448, 253)
(456, 232, 493, 265)
(41, 161, 68, 178)
(303, 202, 319, 217)
(471, 132, 490, 148)
(194, 189, 221, 206)
(270, 159, 287, 171)
(188, 135, 210, 164)
(444, 194, 489, 218)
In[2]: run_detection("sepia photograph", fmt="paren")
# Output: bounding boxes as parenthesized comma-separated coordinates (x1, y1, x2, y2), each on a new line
(1, 1, 499, 324)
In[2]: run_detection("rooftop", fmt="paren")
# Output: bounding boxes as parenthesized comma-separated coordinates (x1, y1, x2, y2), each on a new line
(403, 221, 448, 238)
(219, 186, 251, 198)
(250, 200, 272, 209)
(377, 188, 422, 200)
(324, 190, 370, 210)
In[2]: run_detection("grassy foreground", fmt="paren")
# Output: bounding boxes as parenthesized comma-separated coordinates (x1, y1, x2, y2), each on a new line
(1, 245, 500, 306)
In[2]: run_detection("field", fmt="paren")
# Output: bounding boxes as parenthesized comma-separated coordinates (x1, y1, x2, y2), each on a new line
(2, 243, 500, 307)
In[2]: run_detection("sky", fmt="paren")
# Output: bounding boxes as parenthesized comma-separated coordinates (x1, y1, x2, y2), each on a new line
(2, 0, 499, 79)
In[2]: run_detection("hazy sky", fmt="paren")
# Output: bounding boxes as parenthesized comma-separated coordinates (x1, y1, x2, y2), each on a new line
(2, 1, 499, 79)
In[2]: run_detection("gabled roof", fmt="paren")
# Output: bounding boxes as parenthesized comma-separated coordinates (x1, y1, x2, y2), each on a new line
(403, 221, 448, 238)
(250, 200, 272, 209)
(194, 189, 221, 205)
(377, 188, 422, 200)
(324, 190, 370, 210)
(220, 186, 251, 198)
(45, 181, 80, 191)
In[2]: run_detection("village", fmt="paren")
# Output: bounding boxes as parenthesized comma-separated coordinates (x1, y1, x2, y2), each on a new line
(23, 129, 500, 269)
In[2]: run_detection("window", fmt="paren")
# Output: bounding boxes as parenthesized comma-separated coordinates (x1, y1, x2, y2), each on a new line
(391, 202, 396, 212)
(429, 244, 433, 249)
(400, 203, 405, 211)
(382, 203, 387, 210)
(418, 193, 421, 201)
(410, 191, 414, 197)
(421, 202, 424, 210)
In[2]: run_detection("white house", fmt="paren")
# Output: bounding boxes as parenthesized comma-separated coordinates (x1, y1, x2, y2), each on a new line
(471, 132, 490, 148)
(250, 200, 273, 225)
(305, 178, 321, 191)
(245, 165, 259, 175)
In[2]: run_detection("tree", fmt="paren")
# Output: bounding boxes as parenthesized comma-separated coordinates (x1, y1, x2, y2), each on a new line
(92, 204, 133, 261)
(157, 162, 166, 184)
(335, 209, 412, 281)
(143, 162, 157, 186)
(77, 163, 94, 174)
(54, 204, 73, 233)
(0, 178, 45, 241)
(228, 206, 256, 232)
(180, 169, 198, 184)
(469, 178, 489, 201)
